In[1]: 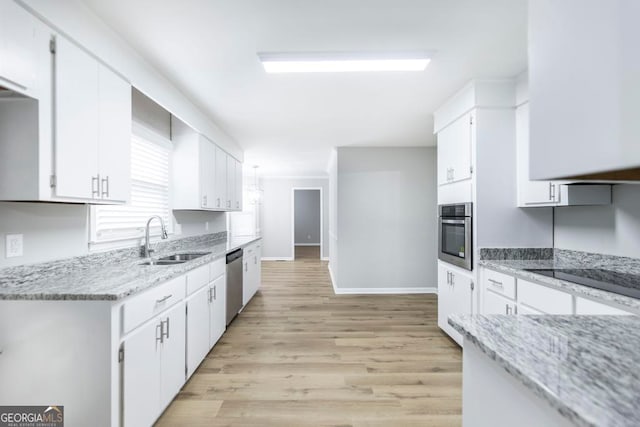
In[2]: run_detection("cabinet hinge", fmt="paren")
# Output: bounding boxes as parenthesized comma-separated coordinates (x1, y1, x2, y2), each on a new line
(118, 347, 124, 363)
(49, 175, 56, 188)
(469, 115, 474, 125)
(469, 165, 473, 174)
(470, 281, 475, 291)
(49, 37, 56, 54)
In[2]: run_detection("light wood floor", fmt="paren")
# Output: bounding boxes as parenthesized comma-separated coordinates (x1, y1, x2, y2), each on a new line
(156, 250, 462, 426)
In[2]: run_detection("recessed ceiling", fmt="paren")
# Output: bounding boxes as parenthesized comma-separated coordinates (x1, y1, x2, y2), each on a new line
(81, 0, 527, 176)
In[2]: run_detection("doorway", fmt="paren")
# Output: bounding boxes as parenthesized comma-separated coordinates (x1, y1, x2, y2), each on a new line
(292, 188, 323, 260)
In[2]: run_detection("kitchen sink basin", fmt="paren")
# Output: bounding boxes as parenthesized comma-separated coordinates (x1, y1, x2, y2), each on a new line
(139, 259, 187, 266)
(158, 252, 210, 261)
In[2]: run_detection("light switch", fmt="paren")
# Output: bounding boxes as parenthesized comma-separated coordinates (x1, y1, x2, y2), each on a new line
(6, 234, 23, 258)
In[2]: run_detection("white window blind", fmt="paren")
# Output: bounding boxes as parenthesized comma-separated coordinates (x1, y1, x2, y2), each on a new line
(91, 125, 171, 244)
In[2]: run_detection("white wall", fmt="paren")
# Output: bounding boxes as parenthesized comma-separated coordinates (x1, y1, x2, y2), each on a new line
(260, 178, 329, 260)
(294, 190, 321, 245)
(335, 147, 437, 291)
(554, 184, 640, 258)
(19, 0, 242, 159)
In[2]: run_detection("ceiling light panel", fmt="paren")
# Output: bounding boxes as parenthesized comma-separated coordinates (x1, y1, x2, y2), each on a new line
(258, 52, 432, 73)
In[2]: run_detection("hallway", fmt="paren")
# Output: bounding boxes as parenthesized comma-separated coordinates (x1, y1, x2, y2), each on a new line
(156, 255, 462, 426)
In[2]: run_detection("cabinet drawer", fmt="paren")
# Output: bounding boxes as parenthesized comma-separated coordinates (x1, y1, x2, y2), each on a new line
(186, 264, 209, 295)
(518, 279, 573, 314)
(575, 297, 633, 315)
(122, 276, 186, 334)
(483, 269, 516, 300)
(483, 289, 516, 315)
(210, 258, 225, 280)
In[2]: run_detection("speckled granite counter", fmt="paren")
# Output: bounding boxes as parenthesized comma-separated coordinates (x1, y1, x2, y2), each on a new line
(479, 248, 640, 312)
(0, 234, 261, 301)
(449, 314, 640, 427)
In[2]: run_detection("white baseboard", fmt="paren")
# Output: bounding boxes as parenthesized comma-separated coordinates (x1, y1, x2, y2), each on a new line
(333, 286, 438, 295)
(294, 243, 321, 247)
(327, 263, 337, 293)
(321, 257, 329, 261)
(261, 257, 294, 261)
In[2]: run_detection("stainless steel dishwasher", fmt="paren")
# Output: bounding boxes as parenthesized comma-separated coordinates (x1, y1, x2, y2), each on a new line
(226, 248, 243, 325)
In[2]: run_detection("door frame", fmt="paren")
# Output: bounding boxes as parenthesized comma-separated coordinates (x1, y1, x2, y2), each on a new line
(291, 187, 324, 260)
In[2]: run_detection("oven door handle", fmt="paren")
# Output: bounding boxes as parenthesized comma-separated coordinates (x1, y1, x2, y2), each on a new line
(441, 219, 467, 224)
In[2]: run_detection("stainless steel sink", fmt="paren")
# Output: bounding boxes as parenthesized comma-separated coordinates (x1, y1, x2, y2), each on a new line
(158, 252, 210, 261)
(139, 259, 187, 266)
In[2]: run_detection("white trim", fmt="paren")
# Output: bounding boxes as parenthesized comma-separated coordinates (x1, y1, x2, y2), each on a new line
(333, 286, 438, 295)
(294, 243, 321, 247)
(321, 257, 329, 261)
(291, 187, 324, 260)
(262, 175, 329, 180)
(328, 263, 337, 293)
(261, 257, 295, 261)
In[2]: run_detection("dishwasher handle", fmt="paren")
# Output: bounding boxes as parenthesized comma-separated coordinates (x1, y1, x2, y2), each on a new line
(226, 248, 243, 264)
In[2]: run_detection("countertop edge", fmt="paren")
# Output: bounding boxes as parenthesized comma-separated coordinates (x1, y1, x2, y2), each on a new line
(0, 236, 262, 302)
(478, 260, 640, 312)
(448, 314, 592, 427)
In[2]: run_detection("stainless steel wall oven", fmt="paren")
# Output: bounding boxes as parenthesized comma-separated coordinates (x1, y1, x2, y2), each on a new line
(438, 203, 472, 270)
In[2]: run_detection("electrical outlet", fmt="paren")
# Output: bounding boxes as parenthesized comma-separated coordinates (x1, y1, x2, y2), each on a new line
(205, 221, 209, 231)
(6, 234, 23, 258)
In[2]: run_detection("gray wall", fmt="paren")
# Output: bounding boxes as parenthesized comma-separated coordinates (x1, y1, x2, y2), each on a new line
(554, 184, 640, 257)
(336, 147, 437, 290)
(294, 190, 321, 245)
(260, 178, 329, 259)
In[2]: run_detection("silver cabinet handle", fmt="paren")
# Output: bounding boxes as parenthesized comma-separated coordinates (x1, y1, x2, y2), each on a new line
(254, 256, 257, 265)
(488, 278, 503, 288)
(450, 272, 455, 286)
(214, 285, 216, 300)
(156, 294, 172, 304)
(203, 195, 208, 206)
(548, 182, 554, 201)
(208, 287, 213, 303)
(101, 176, 109, 199)
(164, 317, 170, 339)
(245, 262, 248, 272)
(156, 322, 163, 343)
(92, 175, 100, 198)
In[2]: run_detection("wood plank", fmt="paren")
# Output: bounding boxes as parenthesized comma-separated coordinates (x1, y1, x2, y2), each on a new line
(155, 249, 462, 425)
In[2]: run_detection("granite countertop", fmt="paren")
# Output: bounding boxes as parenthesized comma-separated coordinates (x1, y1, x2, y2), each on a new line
(449, 314, 640, 427)
(0, 234, 261, 301)
(479, 252, 640, 312)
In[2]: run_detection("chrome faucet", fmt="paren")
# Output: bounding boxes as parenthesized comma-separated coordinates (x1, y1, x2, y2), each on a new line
(144, 215, 168, 258)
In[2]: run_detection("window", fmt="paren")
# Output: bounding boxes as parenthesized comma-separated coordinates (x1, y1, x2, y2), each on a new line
(90, 123, 172, 247)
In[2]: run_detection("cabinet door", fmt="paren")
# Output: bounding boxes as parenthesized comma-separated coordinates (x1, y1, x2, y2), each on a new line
(575, 297, 632, 315)
(199, 138, 216, 208)
(54, 36, 99, 200)
(235, 160, 243, 211)
(0, 1, 40, 92)
(186, 286, 210, 379)
(516, 103, 559, 206)
(159, 302, 186, 411)
(242, 247, 254, 306)
(98, 63, 131, 202)
(226, 156, 236, 210)
(483, 289, 516, 315)
(437, 113, 472, 185)
(123, 318, 162, 427)
(437, 263, 473, 346)
(209, 274, 226, 347)
(214, 146, 227, 210)
(450, 270, 473, 317)
(518, 279, 573, 314)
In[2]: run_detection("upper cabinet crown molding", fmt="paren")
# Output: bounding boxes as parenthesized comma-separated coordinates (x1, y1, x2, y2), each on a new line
(433, 79, 516, 134)
(529, 0, 640, 181)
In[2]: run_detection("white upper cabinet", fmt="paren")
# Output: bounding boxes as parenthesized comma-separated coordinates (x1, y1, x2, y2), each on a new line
(226, 155, 236, 210)
(214, 146, 227, 210)
(54, 36, 131, 203)
(173, 118, 242, 212)
(0, 1, 42, 94)
(516, 75, 611, 207)
(235, 160, 243, 211)
(437, 112, 473, 186)
(529, 0, 640, 180)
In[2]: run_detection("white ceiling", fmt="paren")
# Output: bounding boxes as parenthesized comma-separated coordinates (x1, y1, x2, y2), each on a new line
(81, 0, 527, 177)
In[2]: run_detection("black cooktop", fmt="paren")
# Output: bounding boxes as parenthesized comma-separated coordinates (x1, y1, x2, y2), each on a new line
(523, 268, 640, 299)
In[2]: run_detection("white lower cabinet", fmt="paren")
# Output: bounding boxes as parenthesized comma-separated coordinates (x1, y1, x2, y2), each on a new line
(243, 242, 262, 306)
(186, 285, 211, 379)
(483, 289, 516, 315)
(438, 262, 473, 346)
(209, 274, 227, 347)
(480, 267, 637, 317)
(123, 301, 185, 427)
